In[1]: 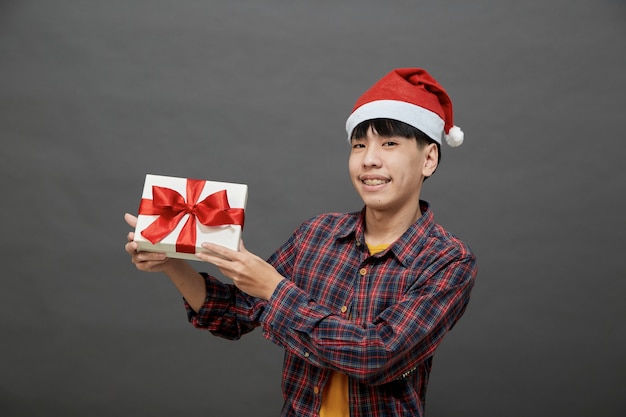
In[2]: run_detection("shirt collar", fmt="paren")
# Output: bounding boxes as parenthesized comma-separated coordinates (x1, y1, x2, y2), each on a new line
(335, 201, 435, 267)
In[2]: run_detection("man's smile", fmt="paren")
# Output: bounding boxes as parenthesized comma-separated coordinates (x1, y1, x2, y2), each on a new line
(360, 175, 390, 186)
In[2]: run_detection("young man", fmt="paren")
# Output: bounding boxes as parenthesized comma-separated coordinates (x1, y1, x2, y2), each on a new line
(125, 68, 477, 416)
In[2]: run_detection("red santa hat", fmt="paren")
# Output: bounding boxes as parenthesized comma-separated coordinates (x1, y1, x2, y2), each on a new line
(345, 68, 464, 147)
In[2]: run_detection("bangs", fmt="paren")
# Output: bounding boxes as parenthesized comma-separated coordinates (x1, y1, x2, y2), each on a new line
(351, 118, 430, 142)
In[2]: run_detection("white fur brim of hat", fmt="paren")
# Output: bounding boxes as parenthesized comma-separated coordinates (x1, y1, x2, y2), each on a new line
(345, 100, 464, 147)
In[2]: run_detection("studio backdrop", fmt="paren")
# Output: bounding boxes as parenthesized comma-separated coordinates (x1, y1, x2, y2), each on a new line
(1, 1, 625, 416)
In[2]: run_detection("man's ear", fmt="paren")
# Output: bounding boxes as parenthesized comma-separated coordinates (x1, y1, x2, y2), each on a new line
(422, 143, 439, 177)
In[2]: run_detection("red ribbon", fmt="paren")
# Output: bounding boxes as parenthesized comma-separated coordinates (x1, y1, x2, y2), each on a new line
(138, 179, 244, 253)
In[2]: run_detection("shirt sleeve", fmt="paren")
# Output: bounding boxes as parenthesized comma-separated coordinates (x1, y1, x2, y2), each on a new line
(260, 250, 477, 386)
(185, 273, 266, 340)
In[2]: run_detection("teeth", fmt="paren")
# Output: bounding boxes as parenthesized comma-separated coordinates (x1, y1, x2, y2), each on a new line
(363, 179, 388, 185)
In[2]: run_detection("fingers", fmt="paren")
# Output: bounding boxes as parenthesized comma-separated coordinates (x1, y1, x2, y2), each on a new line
(195, 250, 230, 266)
(125, 236, 136, 253)
(134, 251, 167, 264)
(199, 242, 238, 262)
(196, 240, 281, 300)
(124, 225, 169, 272)
(127, 245, 169, 271)
(197, 241, 260, 278)
(124, 212, 138, 228)
(133, 258, 169, 272)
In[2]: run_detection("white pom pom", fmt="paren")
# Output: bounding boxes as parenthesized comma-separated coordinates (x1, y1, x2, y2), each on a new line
(445, 125, 464, 147)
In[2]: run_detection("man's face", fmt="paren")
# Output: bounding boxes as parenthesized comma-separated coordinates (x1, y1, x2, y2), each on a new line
(348, 127, 437, 214)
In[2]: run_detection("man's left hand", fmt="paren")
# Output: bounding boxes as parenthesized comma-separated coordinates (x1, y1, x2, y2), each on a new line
(196, 240, 284, 300)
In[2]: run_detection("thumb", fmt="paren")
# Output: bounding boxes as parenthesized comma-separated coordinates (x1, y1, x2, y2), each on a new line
(124, 212, 138, 228)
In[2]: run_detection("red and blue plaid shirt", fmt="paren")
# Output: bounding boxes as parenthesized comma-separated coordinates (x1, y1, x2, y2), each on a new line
(186, 201, 477, 416)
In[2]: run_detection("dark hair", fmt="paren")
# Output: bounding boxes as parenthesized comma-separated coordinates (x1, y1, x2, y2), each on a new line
(351, 118, 441, 165)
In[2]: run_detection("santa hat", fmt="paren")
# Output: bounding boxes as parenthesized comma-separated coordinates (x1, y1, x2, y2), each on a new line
(345, 68, 464, 147)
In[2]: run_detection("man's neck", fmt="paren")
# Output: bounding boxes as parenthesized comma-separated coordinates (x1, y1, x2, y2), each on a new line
(363, 203, 422, 246)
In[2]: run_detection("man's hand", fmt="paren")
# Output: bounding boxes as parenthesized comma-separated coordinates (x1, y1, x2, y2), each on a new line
(196, 241, 284, 301)
(123, 212, 207, 311)
(124, 212, 182, 273)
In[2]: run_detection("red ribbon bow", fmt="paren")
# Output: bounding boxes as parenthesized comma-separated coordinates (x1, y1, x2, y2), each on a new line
(138, 179, 244, 253)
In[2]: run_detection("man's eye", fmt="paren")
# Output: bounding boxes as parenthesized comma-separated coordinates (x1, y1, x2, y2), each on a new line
(352, 143, 365, 149)
(383, 141, 397, 146)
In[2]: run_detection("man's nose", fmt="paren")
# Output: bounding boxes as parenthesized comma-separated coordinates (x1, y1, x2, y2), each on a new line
(363, 145, 382, 167)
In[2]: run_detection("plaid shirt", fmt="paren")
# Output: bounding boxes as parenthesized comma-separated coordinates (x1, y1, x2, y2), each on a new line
(186, 201, 477, 416)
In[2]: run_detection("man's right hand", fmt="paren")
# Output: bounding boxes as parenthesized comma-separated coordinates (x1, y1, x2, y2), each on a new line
(124, 212, 180, 273)
(123, 212, 208, 312)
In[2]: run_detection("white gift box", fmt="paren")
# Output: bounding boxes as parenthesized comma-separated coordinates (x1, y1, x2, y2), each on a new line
(134, 174, 248, 260)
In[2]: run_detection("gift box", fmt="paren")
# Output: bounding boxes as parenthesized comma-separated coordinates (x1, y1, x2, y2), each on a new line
(134, 174, 248, 260)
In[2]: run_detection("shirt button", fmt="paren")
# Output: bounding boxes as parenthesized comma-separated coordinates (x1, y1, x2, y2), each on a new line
(314, 386, 320, 394)
(359, 267, 367, 276)
(341, 305, 348, 313)
(304, 352, 310, 358)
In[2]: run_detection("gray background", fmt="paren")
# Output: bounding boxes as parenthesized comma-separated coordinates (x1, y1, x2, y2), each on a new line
(1, 1, 625, 416)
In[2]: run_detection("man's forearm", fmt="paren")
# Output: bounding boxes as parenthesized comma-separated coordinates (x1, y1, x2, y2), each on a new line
(163, 259, 207, 312)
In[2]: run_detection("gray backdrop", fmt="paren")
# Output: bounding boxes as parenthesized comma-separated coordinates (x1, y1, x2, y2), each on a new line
(1, 1, 625, 416)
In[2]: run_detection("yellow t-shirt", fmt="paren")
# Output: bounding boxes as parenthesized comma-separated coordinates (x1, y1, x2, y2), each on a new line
(320, 372, 349, 417)
(319, 242, 389, 417)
